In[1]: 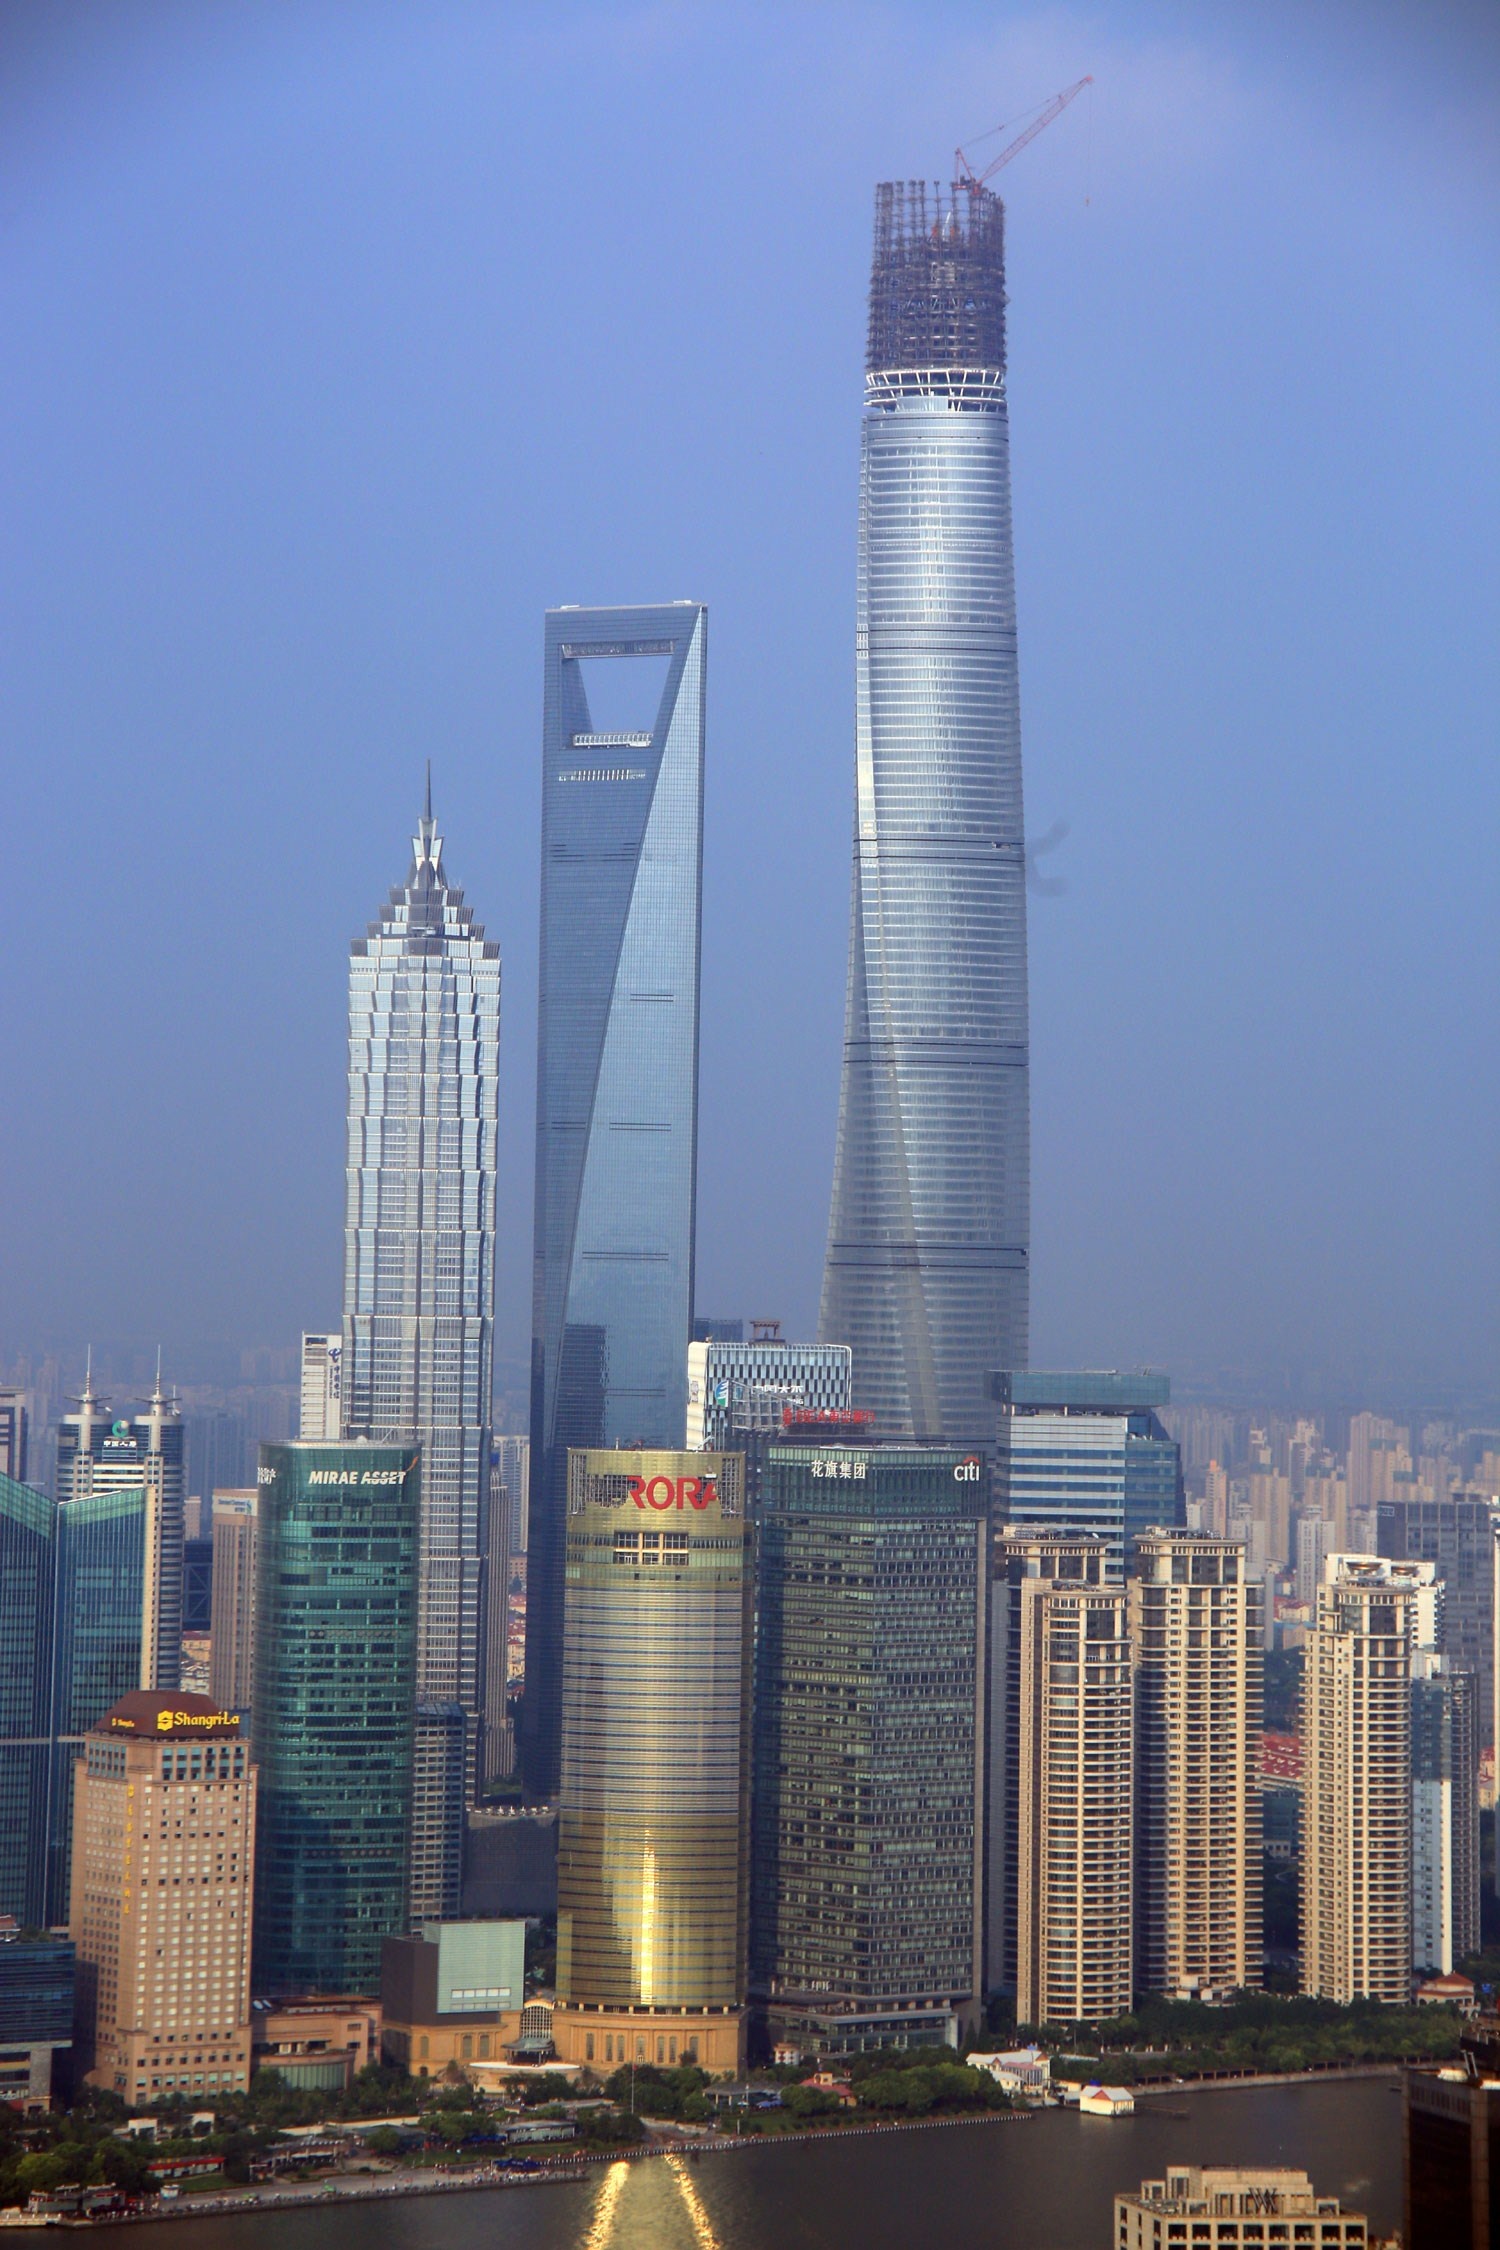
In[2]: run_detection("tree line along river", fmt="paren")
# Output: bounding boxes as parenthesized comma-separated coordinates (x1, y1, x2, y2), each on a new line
(116, 2075, 1399, 2250)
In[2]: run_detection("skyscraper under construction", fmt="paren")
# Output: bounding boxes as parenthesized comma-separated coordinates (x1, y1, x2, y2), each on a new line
(342, 784, 500, 1909)
(821, 177, 1029, 1445)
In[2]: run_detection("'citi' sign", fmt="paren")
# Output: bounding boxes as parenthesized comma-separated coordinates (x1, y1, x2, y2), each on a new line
(629, 1474, 717, 1511)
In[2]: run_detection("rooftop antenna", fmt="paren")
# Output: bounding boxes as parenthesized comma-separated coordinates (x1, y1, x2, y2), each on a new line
(70, 1344, 105, 1414)
(954, 75, 1093, 191)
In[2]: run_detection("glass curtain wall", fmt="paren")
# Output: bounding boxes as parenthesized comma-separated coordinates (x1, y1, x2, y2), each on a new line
(47, 1486, 147, 1922)
(823, 183, 1029, 1445)
(524, 604, 707, 1799)
(342, 786, 500, 1746)
(251, 1442, 419, 1995)
(0, 1476, 55, 1924)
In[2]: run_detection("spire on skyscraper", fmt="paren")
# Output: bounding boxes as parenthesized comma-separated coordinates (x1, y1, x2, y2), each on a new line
(70, 1346, 105, 1417)
(411, 767, 444, 887)
(344, 779, 500, 1908)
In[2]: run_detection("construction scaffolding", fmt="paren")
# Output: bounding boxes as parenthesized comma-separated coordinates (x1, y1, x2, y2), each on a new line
(865, 180, 1007, 378)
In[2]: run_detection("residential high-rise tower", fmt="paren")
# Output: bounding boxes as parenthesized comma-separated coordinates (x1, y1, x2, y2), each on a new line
(822, 181, 1029, 1444)
(208, 1492, 257, 1716)
(990, 1532, 1133, 2024)
(1302, 1555, 1422, 2004)
(524, 604, 707, 1798)
(1130, 1530, 1263, 1998)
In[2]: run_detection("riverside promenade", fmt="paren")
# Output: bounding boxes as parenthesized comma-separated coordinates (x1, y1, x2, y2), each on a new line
(17, 2066, 1411, 2230)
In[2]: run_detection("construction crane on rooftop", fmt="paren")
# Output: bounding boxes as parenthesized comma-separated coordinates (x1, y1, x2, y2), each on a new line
(954, 75, 1092, 191)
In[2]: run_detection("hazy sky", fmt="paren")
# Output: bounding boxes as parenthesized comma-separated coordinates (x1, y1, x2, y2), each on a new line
(2, 0, 1496, 1406)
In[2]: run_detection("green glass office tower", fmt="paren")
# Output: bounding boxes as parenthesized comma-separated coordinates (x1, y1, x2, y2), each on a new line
(48, 1486, 147, 1922)
(2, 1474, 152, 1925)
(252, 1443, 419, 1996)
(0, 1477, 54, 1925)
(751, 1442, 987, 2056)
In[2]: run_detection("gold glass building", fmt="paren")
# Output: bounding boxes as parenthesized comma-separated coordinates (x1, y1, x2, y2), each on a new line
(554, 1449, 749, 2073)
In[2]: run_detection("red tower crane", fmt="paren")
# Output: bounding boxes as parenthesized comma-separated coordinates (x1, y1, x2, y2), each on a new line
(954, 76, 1092, 192)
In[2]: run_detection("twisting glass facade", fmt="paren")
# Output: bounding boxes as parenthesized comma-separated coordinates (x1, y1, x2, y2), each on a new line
(524, 605, 707, 1798)
(554, 1450, 748, 2071)
(343, 785, 500, 1746)
(822, 182, 1029, 1444)
(251, 1442, 419, 1996)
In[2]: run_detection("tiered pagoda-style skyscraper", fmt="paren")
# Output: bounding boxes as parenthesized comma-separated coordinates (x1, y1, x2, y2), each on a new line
(822, 181, 1030, 1443)
(342, 781, 500, 1903)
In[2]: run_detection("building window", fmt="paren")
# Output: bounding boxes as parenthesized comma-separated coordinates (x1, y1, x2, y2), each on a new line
(418, 2037, 428, 2060)
(586, 2035, 595, 2061)
(461, 2035, 472, 2060)
(479, 2034, 490, 2059)
(656, 2036, 665, 2063)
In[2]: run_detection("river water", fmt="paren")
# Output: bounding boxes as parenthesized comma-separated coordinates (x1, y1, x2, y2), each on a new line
(124, 2076, 1399, 2250)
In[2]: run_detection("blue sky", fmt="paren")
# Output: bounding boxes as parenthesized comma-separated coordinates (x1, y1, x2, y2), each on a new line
(2, 0, 1496, 1405)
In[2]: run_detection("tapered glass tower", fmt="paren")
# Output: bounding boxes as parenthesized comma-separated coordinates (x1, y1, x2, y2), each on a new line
(523, 603, 707, 1798)
(822, 182, 1029, 1443)
(343, 785, 500, 1784)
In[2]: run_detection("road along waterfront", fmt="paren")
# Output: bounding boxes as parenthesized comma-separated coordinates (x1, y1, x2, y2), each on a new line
(108, 2073, 1399, 2249)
